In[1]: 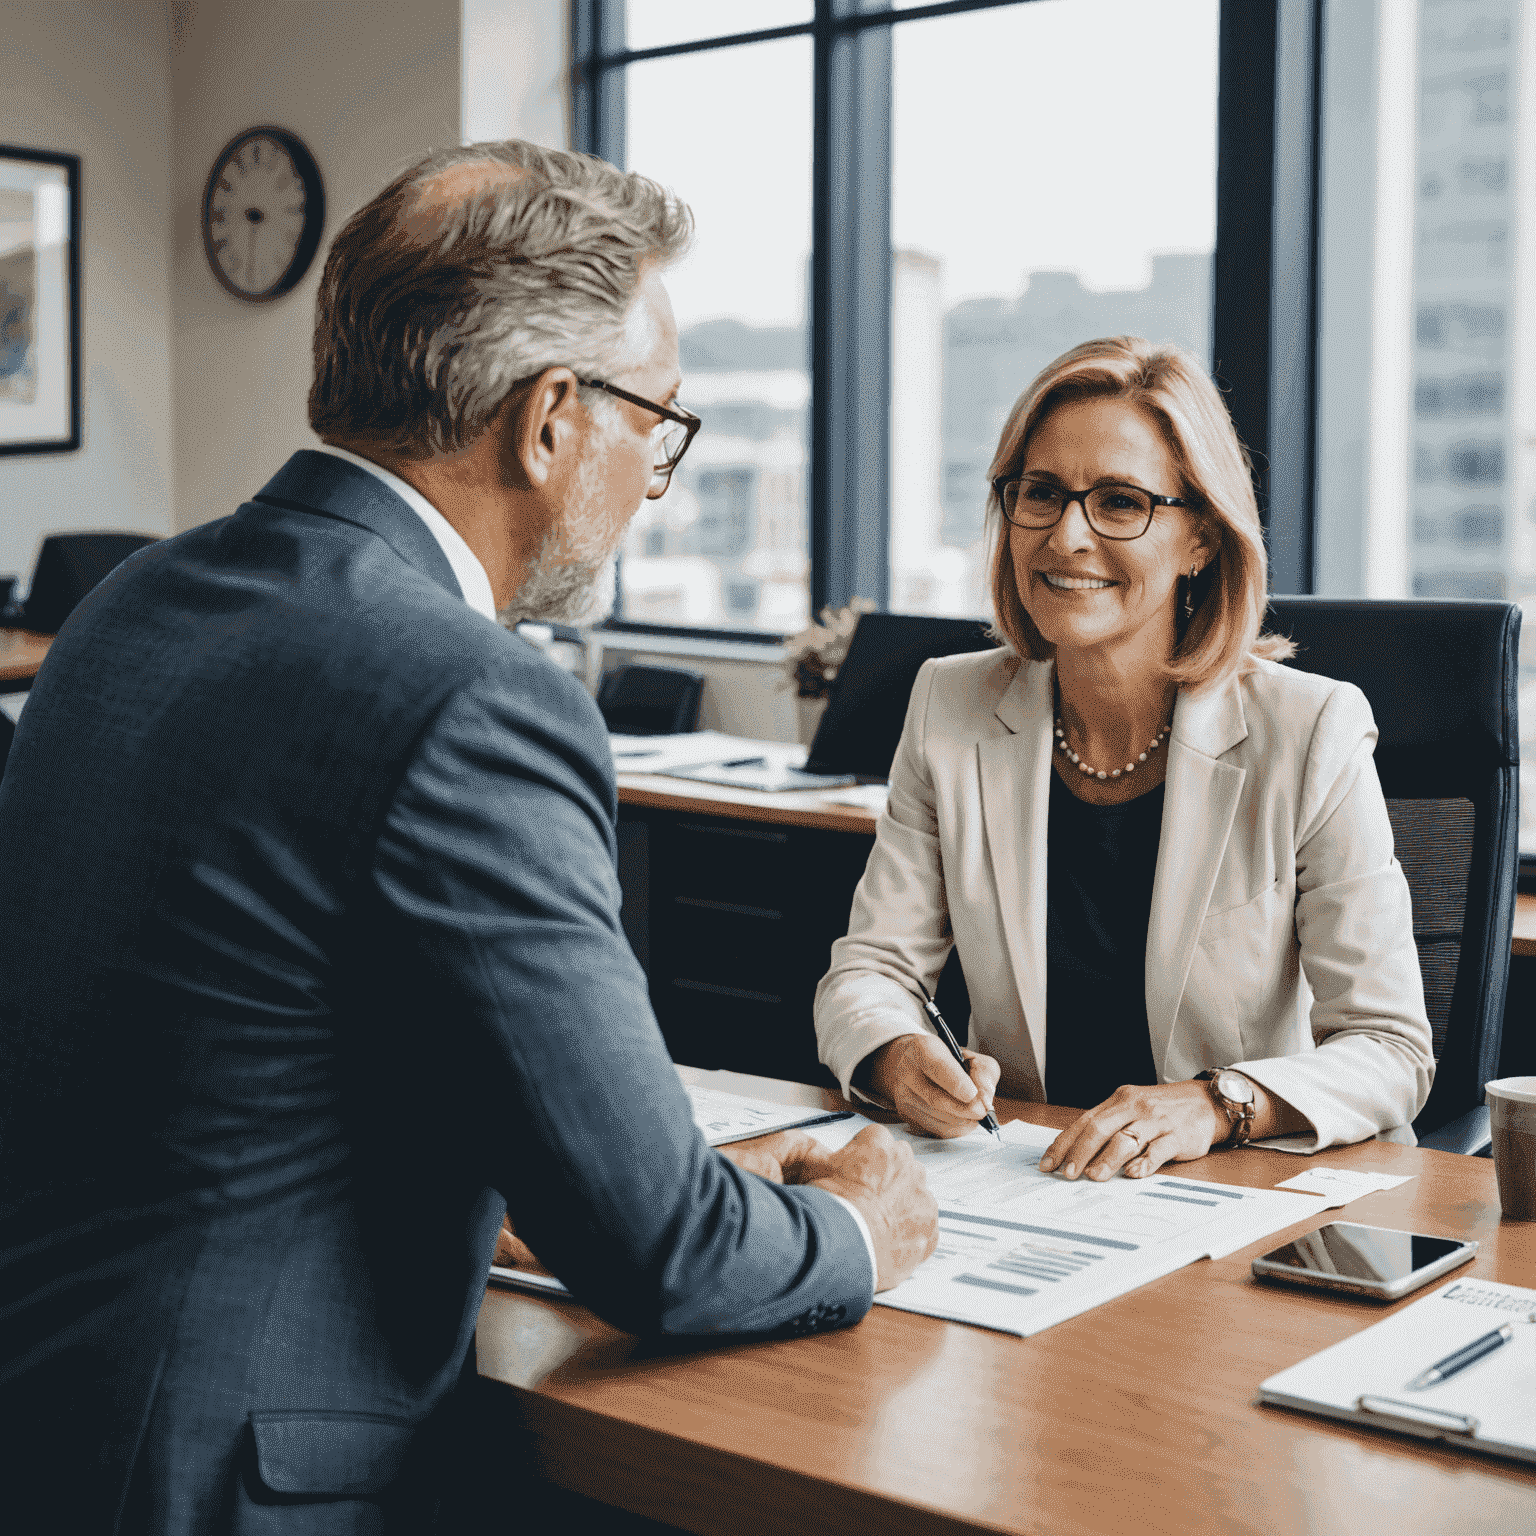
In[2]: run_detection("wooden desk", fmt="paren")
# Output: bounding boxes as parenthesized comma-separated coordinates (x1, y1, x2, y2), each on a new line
(616, 772, 880, 838)
(615, 775, 888, 1083)
(1512, 892, 1536, 958)
(0, 628, 50, 687)
(477, 1068, 1536, 1536)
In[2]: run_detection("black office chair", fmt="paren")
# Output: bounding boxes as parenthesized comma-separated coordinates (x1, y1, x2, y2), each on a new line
(16, 532, 160, 636)
(1266, 597, 1520, 1153)
(597, 664, 704, 736)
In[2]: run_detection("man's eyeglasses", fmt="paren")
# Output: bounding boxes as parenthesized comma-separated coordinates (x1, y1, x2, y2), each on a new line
(992, 472, 1190, 542)
(579, 378, 702, 498)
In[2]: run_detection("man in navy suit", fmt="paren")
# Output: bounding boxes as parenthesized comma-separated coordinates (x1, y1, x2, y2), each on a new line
(0, 141, 936, 1534)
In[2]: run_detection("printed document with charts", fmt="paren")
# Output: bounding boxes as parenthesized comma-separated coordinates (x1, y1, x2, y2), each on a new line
(808, 1117, 1331, 1336)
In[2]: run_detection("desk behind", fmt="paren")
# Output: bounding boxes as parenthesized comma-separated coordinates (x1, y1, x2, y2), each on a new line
(616, 775, 882, 1084)
(0, 629, 50, 689)
(476, 1068, 1536, 1536)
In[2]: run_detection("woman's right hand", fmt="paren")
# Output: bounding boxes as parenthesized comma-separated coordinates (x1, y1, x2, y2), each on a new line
(866, 1034, 1001, 1138)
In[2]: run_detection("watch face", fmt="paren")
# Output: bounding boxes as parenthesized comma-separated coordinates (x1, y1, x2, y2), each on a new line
(202, 128, 325, 302)
(1215, 1070, 1255, 1105)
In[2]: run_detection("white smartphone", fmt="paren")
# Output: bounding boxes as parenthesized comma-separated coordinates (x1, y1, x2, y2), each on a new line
(1251, 1221, 1478, 1301)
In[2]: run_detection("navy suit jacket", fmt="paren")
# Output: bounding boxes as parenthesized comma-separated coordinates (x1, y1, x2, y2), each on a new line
(0, 452, 870, 1534)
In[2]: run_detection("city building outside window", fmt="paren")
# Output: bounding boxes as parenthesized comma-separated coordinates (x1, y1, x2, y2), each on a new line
(579, 0, 1238, 637)
(1317, 0, 1536, 853)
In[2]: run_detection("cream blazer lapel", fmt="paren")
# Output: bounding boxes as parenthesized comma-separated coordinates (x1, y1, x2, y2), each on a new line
(977, 660, 1055, 1088)
(1145, 677, 1249, 1077)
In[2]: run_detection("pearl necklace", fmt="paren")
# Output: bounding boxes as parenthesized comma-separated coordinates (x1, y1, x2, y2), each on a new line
(1054, 715, 1172, 781)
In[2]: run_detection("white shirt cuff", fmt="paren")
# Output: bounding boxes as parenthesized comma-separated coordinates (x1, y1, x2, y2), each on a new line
(826, 1192, 879, 1293)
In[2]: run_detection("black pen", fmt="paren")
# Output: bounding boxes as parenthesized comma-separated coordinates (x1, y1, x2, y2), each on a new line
(1406, 1322, 1523, 1390)
(915, 983, 1002, 1142)
(793, 1110, 857, 1131)
(717, 755, 767, 768)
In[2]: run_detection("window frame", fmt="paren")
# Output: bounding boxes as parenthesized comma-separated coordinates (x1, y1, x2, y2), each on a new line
(571, 0, 1319, 642)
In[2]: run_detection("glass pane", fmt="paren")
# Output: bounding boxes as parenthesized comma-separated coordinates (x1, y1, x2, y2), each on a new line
(888, 0, 1219, 618)
(624, 2, 812, 53)
(620, 37, 812, 632)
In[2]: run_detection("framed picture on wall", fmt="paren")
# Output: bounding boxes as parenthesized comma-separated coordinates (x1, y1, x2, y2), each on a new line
(0, 145, 80, 455)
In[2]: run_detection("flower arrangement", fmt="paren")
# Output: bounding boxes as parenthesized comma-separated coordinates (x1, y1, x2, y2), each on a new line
(781, 597, 876, 699)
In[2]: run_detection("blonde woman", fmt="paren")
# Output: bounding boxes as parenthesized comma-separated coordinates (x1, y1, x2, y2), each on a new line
(815, 337, 1432, 1180)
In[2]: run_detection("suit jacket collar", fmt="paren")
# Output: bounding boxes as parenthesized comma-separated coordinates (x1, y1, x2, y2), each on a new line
(252, 449, 464, 603)
(980, 657, 1253, 1089)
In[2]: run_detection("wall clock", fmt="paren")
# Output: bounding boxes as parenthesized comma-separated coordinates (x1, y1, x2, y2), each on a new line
(201, 126, 325, 303)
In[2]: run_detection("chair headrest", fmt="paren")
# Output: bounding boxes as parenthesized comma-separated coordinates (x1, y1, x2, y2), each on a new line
(1265, 596, 1519, 767)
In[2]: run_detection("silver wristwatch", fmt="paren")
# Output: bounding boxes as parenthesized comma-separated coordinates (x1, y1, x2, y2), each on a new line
(1195, 1068, 1256, 1146)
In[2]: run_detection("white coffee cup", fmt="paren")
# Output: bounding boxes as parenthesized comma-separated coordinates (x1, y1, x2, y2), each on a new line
(1485, 1077, 1536, 1220)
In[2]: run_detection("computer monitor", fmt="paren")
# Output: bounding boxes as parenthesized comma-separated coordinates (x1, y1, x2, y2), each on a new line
(803, 612, 998, 779)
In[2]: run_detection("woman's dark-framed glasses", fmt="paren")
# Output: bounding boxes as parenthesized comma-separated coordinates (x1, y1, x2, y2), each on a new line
(579, 378, 701, 498)
(993, 473, 1189, 541)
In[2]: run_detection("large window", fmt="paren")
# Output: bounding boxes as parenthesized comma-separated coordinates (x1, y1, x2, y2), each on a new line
(887, 0, 1219, 617)
(1315, 0, 1536, 854)
(575, 0, 1301, 636)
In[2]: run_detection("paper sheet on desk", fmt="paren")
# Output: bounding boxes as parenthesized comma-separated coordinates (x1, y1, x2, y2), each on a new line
(1260, 1279, 1536, 1463)
(686, 1085, 860, 1146)
(820, 783, 889, 812)
(609, 730, 806, 776)
(868, 1121, 1331, 1336)
(1274, 1166, 1415, 1206)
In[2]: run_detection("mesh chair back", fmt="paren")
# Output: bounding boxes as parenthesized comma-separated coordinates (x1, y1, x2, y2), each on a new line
(1266, 597, 1520, 1136)
(21, 533, 159, 635)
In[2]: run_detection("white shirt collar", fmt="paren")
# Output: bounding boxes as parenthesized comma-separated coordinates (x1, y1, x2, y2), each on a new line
(309, 443, 499, 624)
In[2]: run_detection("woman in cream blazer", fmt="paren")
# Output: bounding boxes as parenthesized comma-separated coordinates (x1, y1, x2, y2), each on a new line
(815, 338, 1432, 1181)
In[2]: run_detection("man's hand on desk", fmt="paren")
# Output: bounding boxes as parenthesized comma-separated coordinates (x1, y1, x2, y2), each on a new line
(865, 1034, 1002, 1140)
(808, 1126, 939, 1292)
(719, 1126, 939, 1290)
(717, 1128, 836, 1184)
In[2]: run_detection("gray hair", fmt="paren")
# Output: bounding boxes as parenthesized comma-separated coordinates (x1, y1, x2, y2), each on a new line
(308, 140, 693, 459)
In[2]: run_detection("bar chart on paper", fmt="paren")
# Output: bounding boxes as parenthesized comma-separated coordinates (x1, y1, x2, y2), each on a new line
(876, 1121, 1331, 1336)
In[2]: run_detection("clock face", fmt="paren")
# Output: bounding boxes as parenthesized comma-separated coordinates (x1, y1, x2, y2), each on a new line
(202, 127, 325, 302)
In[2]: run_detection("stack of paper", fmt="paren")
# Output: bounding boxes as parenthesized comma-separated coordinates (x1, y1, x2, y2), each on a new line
(803, 1119, 1332, 1337)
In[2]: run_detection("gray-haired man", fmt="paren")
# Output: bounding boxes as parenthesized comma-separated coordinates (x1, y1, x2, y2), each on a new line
(0, 142, 936, 1534)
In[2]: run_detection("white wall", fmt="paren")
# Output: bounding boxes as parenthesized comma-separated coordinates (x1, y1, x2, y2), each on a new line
(0, 0, 174, 587)
(462, 0, 568, 149)
(168, 0, 464, 530)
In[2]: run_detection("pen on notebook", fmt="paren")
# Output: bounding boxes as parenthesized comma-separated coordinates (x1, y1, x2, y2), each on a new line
(717, 755, 767, 768)
(1406, 1322, 1522, 1390)
(915, 983, 1001, 1142)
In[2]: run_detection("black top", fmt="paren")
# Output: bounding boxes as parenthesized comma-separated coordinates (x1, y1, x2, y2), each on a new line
(1044, 769, 1164, 1109)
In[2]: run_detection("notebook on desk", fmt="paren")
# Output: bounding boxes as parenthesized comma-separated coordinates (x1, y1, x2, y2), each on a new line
(1259, 1278, 1536, 1464)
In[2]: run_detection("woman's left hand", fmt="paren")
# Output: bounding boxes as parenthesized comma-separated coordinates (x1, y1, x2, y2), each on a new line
(1038, 1081, 1229, 1181)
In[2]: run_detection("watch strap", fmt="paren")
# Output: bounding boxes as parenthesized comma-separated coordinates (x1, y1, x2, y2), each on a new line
(1195, 1069, 1255, 1147)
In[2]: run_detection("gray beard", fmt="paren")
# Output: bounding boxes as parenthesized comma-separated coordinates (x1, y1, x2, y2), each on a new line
(498, 541, 617, 629)
(497, 408, 631, 631)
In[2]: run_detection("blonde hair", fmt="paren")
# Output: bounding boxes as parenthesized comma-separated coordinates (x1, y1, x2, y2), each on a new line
(986, 336, 1293, 689)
